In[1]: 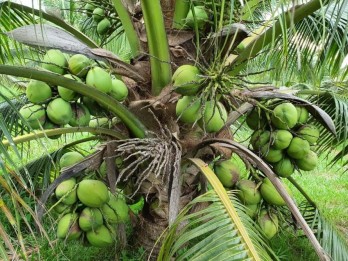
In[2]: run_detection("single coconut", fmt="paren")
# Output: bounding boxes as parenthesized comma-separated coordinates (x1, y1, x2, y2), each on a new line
(260, 145, 283, 163)
(109, 79, 128, 102)
(175, 96, 202, 124)
(271, 130, 293, 150)
(101, 193, 129, 224)
(86, 225, 114, 247)
(297, 124, 320, 145)
(185, 6, 209, 29)
(19, 104, 46, 129)
(69, 103, 91, 127)
(172, 65, 201, 95)
(57, 213, 81, 240)
(92, 7, 104, 22)
(97, 18, 111, 35)
(296, 106, 309, 125)
(295, 150, 318, 171)
(42, 49, 67, 75)
(26, 80, 52, 104)
(86, 67, 112, 93)
(77, 179, 109, 207)
(214, 160, 240, 188)
(250, 130, 271, 151)
(78, 207, 103, 232)
(199, 101, 227, 133)
(59, 151, 84, 169)
(260, 177, 292, 206)
(236, 180, 262, 205)
(68, 54, 91, 77)
(244, 204, 259, 219)
(257, 209, 279, 239)
(89, 117, 109, 128)
(273, 157, 295, 177)
(287, 137, 310, 159)
(46, 98, 73, 125)
(55, 178, 77, 205)
(246, 108, 266, 130)
(271, 102, 298, 129)
(57, 74, 82, 101)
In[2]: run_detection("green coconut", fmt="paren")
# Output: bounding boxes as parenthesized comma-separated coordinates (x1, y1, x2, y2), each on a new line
(250, 130, 271, 151)
(244, 204, 258, 219)
(46, 98, 73, 125)
(260, 177, 292, 206)
(97, 18, 111, 35)
(236, 180, 262, 205)
(295, 150, 318, 171)
(58, 74, 81, 101)
(86, 225, 114, 247)
(176, 96, 202, 124)
(69, 103, 91, 127)
(19, 104, 46, 129)
(273, 157, 295, 177)
(42, 49, 67, 75)
(53, 202, 70, 214)
(271, 102, 298, 129)
(287, 137, 310, 159)
(199, 101, 227, 133)
(84, 3, 95, 17)
(86, 67, 112, 93)
(172, 65, 201, 95)
(77, 179, 109, 207)
(57, 213, 81, 240)
(109, 79, 128, 102)
(260, 145, 283, 163)
(214, 160, 240, 188)
(257, 210, 279, 239)
(26, 80, 52, 104)
(271, 130, 293, 150)
(185, 6, 209, 29)
(82, 96, 104, 116)
(246, 109, 266, 130)
(297, 124, 320, 145)
(59, 151, 84, 168)
(68, 54, 91, 77)
(92, 7, 104, 22)
(296, 106, 309, 125)
(102, 193, 129, 224)
(43, 120, 62, 139)
(55, 178, 77, 205)
(78, 207, 103, 232)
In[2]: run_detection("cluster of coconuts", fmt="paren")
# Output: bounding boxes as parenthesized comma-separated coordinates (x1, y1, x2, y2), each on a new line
(174, 65, 228, 133)
(211, 158, 293, 239)
(19, 49, 128, 135)
(52, 151, 130, 247)
(83, 1, 116, 36)
(247, 102, 320, 177)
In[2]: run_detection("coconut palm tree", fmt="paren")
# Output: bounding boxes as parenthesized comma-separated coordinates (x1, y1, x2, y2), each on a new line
(1, 0, 348, 260)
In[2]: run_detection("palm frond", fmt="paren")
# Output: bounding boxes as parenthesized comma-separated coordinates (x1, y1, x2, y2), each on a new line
(300, 202, 348, 261)
(159, 190, 277, 261)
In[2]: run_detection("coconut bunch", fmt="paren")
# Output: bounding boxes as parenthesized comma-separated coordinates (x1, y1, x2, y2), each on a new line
(247, 102, 320, 178)
(19, 49, 128, 136)
(174, 65, 228, 133)
(82, 0, 117, 36)
(51, 151, 130, 247)
(211, 157, 294, 239)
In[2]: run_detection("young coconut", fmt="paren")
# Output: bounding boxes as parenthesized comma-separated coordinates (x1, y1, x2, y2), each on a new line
(246, 109, 266, 130)
(287, 137, 310, 159)
(59, 151, 84, 169)
(185, 6, 209, 29)
(295, 106, 309, 125)
(77, 179, 109, 207)
(55, 178, 77, 205)
(58, 74, 82, 101)
(236, 180, 262, 205)
(86, 67, 112, 93)
(86, 225, 114, 247)
(214, 160, 240, 188)
(250, 130, 271, 151)
(42, 49, 67, 75)
(295, 150, 318, 171)
(257, 210, 279, 239)
(78, 207, 103, 232)
(92, 7, 104, 22)
(46, 98, 73, 125)
(69, 103, 91, 127)
(19, 104, 46, 129)
(273, 157, 295, 177)
(297, 124, 320, 145)
(199, 101, 228, 133)
(260, 177, 292, 206)
(68, 54, 91, 77)
(271, 102, 298, 129)
(175, 96, 202, 124)
(57, 213, 82, 240)
(271, 130, 293, 150)
(109, 79, 129, 102)
(101, 193, 130, 224)
(172, 64, 201, 95)
(260, 145, 283, 163)
(26, 80, 52, 104)
(97, 18, 111, 35)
